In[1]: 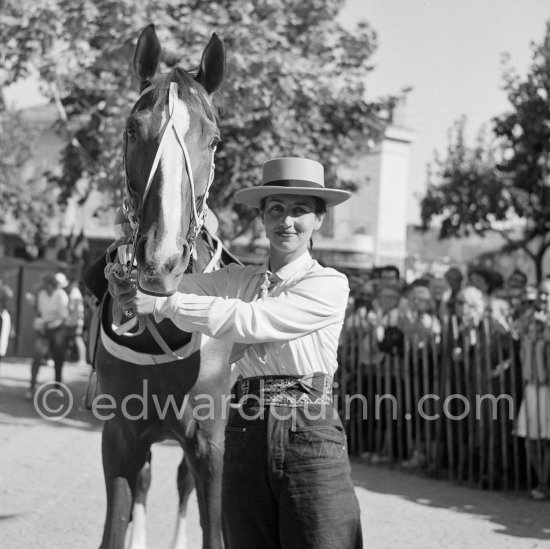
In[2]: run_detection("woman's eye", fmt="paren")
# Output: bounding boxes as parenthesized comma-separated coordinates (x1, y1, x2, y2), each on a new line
(208, 137, 220, 150)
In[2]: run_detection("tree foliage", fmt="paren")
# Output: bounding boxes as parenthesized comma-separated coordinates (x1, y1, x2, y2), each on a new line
(0, 107, 57, 255)
(0, 0, 385, 243)
(420, 22, 550, 281)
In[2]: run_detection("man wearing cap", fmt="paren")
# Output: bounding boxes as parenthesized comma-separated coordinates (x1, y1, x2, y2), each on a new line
(111, 157, 362, 548)
(29, 272, 69, 398)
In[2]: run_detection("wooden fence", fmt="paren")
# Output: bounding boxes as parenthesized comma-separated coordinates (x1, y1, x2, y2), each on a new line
(337, 315, 547, 491)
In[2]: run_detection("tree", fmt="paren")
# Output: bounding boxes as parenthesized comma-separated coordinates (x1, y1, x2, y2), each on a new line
(0, 106, 58, 256)
(0, 0, 386, 244)
(420, 22, 550, 282)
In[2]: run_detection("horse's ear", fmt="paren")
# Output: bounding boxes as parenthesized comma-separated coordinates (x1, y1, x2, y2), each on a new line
(196, 33, 225, 95)
(133, 24, 162, 88)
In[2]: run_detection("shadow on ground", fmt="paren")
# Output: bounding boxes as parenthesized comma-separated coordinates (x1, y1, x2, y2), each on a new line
(0, 359, 103, 431)
(351, 458, 550, 543)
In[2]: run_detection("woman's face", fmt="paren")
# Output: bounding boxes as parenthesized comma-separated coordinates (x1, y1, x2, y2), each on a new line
(262, 195, 324, 257)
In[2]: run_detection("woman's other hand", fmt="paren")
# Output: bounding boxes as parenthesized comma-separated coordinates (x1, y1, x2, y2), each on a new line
(108, 279, 137, 311)
(133, 291, 157, 316)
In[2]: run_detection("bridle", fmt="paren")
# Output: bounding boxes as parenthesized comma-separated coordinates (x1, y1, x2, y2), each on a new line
(122, 80, 217, 262)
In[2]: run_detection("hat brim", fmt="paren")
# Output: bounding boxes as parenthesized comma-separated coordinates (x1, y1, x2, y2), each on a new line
(234, 186, 352, 208)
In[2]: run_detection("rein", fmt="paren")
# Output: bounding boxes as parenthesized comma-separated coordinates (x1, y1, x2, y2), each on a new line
(104, 80, 219, 359)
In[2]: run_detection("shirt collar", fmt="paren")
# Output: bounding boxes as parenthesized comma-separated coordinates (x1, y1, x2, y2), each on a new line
(261, 251, 314, 282)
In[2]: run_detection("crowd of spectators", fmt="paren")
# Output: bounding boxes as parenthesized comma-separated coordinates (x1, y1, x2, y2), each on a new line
(346, 264, 537, 342)
(341, 263, 550, 498)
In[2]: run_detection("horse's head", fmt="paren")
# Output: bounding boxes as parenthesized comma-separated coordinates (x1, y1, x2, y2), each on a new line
(123, 24, 224, 296)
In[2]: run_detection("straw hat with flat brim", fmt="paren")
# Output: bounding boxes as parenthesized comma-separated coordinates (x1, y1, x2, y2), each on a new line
(234, 157, 352, 208)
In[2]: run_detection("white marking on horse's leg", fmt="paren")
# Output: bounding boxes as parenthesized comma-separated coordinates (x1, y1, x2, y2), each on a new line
(124, 521, 133, 549)
(126, 503, 147, 549)
(170, 514, 188, 549)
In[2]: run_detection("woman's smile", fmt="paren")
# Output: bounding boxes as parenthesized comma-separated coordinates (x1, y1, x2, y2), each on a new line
(276, 230, 296, 237)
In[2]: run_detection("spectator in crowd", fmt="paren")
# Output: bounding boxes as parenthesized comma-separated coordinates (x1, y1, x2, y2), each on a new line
(507, 269, 528, 291)
(403, 279, 441, 343)
(65, 278, 88, 366)
(366, 281, 404, 359)
(468, 266, 494, 296)
(429, 276, 451, 317)
(28, 272, 69, 399)
(0, 277, 14, 362)
(467, 266, 511, 333)
(455, 286, 486, 328)
(514, 279, 550, 499)
(497, 269, 530, 329)
(378, 264, 400, 284)
(361, 281, 404, 464)
(352, 279, 377, 319)
(444, 266, 464, 315)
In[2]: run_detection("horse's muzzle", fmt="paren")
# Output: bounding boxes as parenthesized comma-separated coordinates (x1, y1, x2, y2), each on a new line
(137, 272, 184, 296)
(135, 236, 190, 296)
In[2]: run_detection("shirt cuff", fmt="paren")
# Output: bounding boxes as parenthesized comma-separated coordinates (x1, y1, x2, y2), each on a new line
(153, 296, 169, 322)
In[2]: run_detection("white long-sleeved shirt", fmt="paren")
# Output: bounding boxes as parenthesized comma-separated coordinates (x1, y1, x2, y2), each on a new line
(153, 251, 349, 378)
(36, 288, 69, 328)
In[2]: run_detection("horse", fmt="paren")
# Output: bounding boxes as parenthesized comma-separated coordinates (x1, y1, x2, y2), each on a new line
(84, 24, 233, 549)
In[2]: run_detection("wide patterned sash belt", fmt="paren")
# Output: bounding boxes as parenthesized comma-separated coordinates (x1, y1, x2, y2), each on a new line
(235, 372, 333, 407)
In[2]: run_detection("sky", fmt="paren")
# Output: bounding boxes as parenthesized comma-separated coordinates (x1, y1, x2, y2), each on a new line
(4, 0, 550, 224)
(339, 0, 550, 223)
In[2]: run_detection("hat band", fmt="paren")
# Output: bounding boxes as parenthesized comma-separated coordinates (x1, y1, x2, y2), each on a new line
(263, 179, 324, 189)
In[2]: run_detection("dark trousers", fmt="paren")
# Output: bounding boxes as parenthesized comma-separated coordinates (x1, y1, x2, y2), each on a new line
(222, 403, 363, 549)
(31, 326, 67, 390)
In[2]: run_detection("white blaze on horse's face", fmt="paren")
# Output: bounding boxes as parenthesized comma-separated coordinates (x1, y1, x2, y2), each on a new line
(154, 97, 191, 270)
(130, 81, 216, 297)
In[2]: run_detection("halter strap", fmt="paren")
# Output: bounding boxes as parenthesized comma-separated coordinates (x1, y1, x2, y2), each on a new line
(125, 81, 217, 248)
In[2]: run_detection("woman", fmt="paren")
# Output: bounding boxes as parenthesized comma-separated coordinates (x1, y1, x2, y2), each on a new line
(112, 157, 362, 548)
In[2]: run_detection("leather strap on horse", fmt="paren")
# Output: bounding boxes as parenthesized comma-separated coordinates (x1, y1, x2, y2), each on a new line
(123, 81, 217, 254)
(104, 236, 194, 362)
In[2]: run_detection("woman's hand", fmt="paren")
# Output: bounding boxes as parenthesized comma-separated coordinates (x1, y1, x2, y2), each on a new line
(108, 279, 136, 311)
(132, 291, 157, 316)
(108, 280, 157, 316)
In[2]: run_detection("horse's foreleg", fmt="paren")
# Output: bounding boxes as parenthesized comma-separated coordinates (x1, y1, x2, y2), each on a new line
(170, 456, 195, 549)
(183, 424, 224, 549)
(125, 453, 152, 549)
(99, 422, 149, 549)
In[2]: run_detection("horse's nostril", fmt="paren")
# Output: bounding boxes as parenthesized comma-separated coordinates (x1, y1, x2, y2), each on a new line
(164, 254, 182, 273)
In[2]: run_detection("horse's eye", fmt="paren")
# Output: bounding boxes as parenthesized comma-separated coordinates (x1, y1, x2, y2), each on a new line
(126, 127, 136, 139)
(208, 137, 219, 150)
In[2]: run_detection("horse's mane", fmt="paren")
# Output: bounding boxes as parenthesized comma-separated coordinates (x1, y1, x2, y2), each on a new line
(147, 67, 223, 123)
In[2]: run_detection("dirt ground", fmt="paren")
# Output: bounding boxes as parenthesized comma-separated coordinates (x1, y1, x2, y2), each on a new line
(1, 359, 549, 549)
